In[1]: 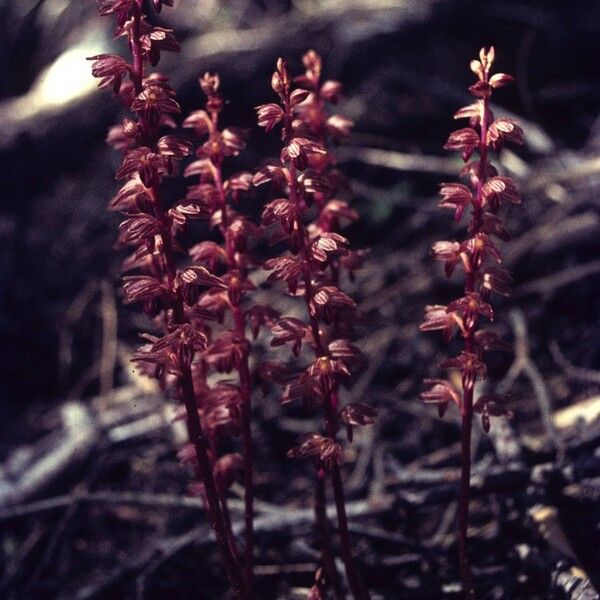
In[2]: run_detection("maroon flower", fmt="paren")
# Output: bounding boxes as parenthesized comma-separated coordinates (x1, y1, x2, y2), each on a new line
(199, 72, 220, 96)
(116, 147, 168, 187)
(326, 115, 354, 138)
(447, 292, 494, 329)
(108, 177, 151, 213)
(311, 285, 356, 323)
(88, 54, 130, 92)
(432, 240, 461, 277)
(419, 304, 464, 339)
(320, 80, 343, 103)
(253, 162, 288, 188)
(247, 305, 280, 340)
(487, 117, 524, 150)
(441, 351, 487, 393)
(122, 275, 164, 304)
(189, 241, 227, 272)
(443, 127, 480, 160)
(453, 102, 481, 123)
(281, 137, 326, 170)
(482, 176, 521, 210)
(339, 403, 376, 442)
(288, 433, 343, 468)
(255, 103, 284, 132)
(98, 0, 134, 25)
(118, 213, 163, 246)
(264, 256, 303, 294)
(175, 266, 227, 305)
(310, 232, 349, 265)
(261, 198, 298, 240)
(270, 317, 310, 357)
(131, 84, 181, 127)
(420, 378, 462, 417)
(439, 182, 473, 221)
(182, 110, 211, 136)
(461, 233, 501, 270)
(221, 128, 248, 156)
(156, 135, 193, 159)
(421, 51, 523, 595)
(139, 23, 180, 66)
(106, 119, 138, 151)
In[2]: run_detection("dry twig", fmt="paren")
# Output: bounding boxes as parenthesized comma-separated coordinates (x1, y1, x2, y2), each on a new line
(499, 309, 565, 455)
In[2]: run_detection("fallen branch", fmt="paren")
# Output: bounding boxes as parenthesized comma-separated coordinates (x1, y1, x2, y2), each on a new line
(550, 340, 600, 385)
(552, 566, 599, 600)
(506, 211, 599, 266)
(516, 260, 600, 298)
(499, 309, 565, 456)
(0, 390, 185, 508)
(336, 146, 458, 175)
(528, 504, 599, 599)
(0, 403, 98, 506)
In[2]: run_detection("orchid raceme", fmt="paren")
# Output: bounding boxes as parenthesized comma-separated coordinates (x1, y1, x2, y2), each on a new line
(89, 1, 247, 597)
(182, 72, 258, 596)
(419, 47, 522, 600)
(255, 57, 373, 600)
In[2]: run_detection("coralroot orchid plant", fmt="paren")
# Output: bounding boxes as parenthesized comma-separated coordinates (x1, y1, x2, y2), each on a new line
(420, 47, 523, 599)
(90, 0, 375, 596)
(90, 2, 525, 598)
(89, 1, 249, 597)
(181, 72, 258, 595)
(255, 57, 373, 600)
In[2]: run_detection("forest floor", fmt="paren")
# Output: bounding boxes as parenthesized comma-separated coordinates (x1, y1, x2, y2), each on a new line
(0, 1, 599, 598)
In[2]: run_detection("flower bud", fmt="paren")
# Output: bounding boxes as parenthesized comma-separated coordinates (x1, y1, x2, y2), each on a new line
(199, 72, 220, 96)
(489, 73, 515, 88)
(470, 60, 483, 79)
(320, 80, 342, 102)
(271, 71, 284, 94)
(302, 50, 321, 75)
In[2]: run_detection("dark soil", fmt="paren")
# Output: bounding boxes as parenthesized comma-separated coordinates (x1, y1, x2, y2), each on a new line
(0, 1, 599, 598)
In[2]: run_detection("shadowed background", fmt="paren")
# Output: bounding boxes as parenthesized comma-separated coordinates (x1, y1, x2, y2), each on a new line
(0, 1, 599, 598)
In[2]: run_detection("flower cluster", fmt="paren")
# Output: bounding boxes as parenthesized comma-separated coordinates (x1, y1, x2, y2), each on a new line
(256, 55, 373, 600)
(420, 47, 522, 599)
(181, 72, 258, 592)
(92, 3, 374, 596)
(90, 2, 247, 597)
(90, 3, 530, 596)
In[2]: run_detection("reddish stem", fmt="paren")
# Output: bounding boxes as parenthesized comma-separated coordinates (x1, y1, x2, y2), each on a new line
(458, 391, 475, 600)
(180, 367, 248, 599)
(160, 198, 245, 597)
(457, 74, 491, 600)
(325, 390, 370, 600)
(108, 5, 247, 598)
(459, 258, 477, 600)
(315, 469, 345, 600)
(215, 163, 255, 596)
(283, 92, 369, 600)
(130, 6, 144, 94)
(234, 303, 255, 596)
(137, 28, 244, 596)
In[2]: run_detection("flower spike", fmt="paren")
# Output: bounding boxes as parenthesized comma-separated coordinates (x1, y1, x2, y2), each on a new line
(420, 48, 523, 599)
